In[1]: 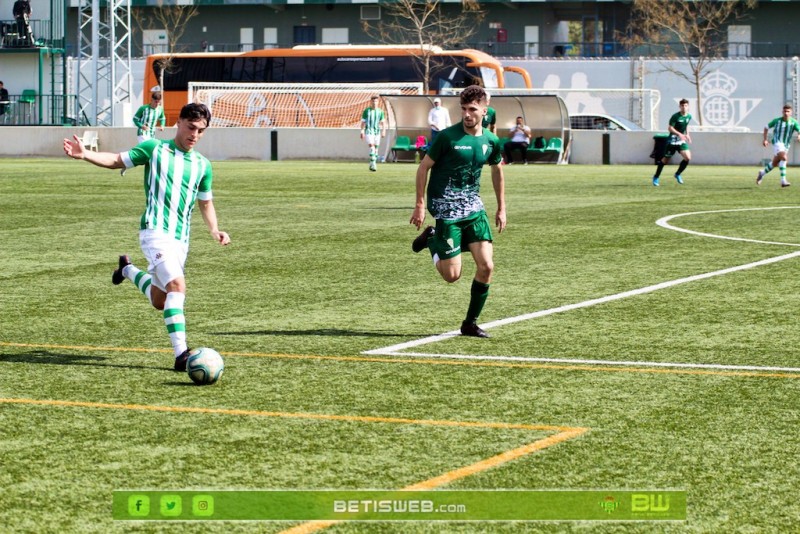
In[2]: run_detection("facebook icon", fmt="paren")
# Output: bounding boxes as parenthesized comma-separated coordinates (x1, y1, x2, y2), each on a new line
(127, 495, 150, 516)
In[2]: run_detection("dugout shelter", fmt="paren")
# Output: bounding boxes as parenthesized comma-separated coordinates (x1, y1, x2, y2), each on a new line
(382, 94, 570, 164)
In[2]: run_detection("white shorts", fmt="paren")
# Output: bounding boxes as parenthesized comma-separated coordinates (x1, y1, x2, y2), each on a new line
(137, 133, 152, 144)
(773, 142, 790, 156)
(138, 229, 189, 292)
(364, 134, 381, 146)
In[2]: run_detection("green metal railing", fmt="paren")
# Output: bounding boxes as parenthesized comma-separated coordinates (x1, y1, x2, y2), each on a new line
(0, 93, 79, 125)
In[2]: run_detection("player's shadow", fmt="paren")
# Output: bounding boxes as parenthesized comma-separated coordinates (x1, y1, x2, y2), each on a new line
(212, 328, 424, 338)
(0, 350, 153, 370)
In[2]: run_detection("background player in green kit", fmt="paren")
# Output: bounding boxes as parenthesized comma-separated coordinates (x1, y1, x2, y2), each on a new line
(133, 86, 167, 143)
(409, 85, 507, 338)
(653, 98, 692, 186)
(63, 103, 231, 371)
(360, 95, 387, 172)
(757, 104, 800, 187)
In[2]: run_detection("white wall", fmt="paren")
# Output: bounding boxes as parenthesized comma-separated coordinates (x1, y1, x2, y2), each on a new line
(0, 126, 783, 167)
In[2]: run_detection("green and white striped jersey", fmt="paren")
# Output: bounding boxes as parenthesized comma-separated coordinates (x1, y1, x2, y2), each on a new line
(121, 139, 213, 243)
(767, 117, 800, 146)
(361, 107, 385, 135)
(133, 104, 167, 137)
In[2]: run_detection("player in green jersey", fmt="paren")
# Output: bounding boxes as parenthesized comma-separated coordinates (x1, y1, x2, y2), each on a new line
(757, 104, 800, 187)
(63, 103, 231, 372)
(133, 86, 167, 143)
(410, 85, 507, 338)
(360, 95, 387, 172)
(653, 98, 692, 186)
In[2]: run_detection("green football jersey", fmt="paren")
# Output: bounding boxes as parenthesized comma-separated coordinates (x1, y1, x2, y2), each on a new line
(669, 111, 691, 135)
(361, 107, 385, 135)
(121, 139, 213, 243)
(767, 117, 800, 146)
(425, 122, 502, 221)
(133, 105, 167, 137)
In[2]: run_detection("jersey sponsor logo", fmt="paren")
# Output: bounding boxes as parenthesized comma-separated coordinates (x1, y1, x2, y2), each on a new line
(454, 145, 473, 150)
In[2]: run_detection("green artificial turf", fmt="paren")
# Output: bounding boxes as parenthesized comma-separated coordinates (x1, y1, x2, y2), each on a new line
(1, 159, 799, 532)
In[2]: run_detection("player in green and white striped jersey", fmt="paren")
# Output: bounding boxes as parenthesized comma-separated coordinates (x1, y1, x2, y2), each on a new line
(63, 103, 231, 372)
(757, 104, 800, 187)
(360, 95, 386, 172)
(133, 87, 167, 143)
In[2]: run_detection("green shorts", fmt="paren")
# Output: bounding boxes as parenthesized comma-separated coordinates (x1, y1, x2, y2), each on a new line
(664, 138, 689, 158)
(430, 211, 493, 260)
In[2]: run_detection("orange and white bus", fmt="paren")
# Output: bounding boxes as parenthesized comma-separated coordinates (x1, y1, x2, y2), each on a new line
(144, 45, 531, 123)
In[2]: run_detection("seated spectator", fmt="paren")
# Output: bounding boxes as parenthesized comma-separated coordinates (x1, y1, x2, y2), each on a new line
(504, 116, 532, 164)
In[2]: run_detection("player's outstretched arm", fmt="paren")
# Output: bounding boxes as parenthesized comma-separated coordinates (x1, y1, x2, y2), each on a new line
(198, 199, 231, 246)
(63, 135, 125, 169)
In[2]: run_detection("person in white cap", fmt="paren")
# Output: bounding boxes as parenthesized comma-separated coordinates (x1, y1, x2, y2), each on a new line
(427, 97, 451, 143)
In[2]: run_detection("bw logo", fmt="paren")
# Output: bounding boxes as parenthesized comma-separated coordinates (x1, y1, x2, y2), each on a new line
(631, 493, 670, 513)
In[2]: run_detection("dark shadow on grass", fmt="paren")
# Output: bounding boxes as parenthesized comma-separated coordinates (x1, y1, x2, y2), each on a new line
(0, 350, 160, 371)
(212, 328, 429, 338)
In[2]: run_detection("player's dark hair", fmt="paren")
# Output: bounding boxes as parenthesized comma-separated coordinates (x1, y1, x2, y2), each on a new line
(784, 104, 793, 110)
(460, 85, 487, 106)
(180, 103, 211, 126)
(679, 98, 689, 106)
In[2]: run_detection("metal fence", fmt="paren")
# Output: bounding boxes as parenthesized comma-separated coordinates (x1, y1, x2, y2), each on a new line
(0, 19, 64, 49)
(1, 93, 79, 126)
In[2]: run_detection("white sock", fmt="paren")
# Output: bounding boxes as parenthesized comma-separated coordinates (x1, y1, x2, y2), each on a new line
(163, 292, 187, 358)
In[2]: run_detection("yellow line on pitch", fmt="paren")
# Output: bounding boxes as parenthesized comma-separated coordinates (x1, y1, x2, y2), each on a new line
(278, 427, 589, 534)
(3, 341, 798, 379)
(0, 397, 577, 433)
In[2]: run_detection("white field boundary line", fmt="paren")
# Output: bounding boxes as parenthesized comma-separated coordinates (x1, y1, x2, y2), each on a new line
(364, 207, 800, 372)
(656, 206, 800, 246)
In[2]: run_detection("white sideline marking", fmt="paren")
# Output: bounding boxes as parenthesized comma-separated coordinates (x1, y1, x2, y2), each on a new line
(364, 207, 800, 368)
(364, 249, 800, 356)
(370, 351, 800, 373)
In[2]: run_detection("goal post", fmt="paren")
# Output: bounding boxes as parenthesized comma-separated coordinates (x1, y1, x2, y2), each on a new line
(188, 82, 424, 128)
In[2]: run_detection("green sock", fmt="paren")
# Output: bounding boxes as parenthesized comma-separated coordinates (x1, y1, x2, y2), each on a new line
(465, 280, 490, 324)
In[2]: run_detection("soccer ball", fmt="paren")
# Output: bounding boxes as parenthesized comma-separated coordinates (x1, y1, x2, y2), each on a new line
(186, 347, 224, 385)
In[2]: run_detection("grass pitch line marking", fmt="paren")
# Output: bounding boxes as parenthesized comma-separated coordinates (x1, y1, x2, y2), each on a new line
(0, 397, 575, 432)
(656, 206, 800, 247)
(4, 342, 800, 378)
(376, 351, 800, 374)
(279, 427, 588, 534)
(365, 249, 800, 356)
(1, 397, 587, 534)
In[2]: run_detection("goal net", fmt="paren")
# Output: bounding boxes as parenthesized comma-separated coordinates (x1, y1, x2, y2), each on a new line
(443, 87, 661, 130)
(188, 82, 423, 128)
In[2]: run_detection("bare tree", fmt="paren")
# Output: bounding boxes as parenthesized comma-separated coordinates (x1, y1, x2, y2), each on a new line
(361, 0, 485, 93)
(133, 1, 200, 89)
(621, 0, 756, 125)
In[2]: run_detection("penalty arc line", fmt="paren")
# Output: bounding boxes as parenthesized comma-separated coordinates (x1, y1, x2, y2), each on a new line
(364, 249, 800, 356)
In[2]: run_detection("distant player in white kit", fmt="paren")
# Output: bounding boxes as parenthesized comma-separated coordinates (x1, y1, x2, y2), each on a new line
(63, 103, 231, 371)
(360, 95, 386, 172)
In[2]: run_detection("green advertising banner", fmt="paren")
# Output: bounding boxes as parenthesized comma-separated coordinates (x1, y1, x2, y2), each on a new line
(114, 490, 686, 521)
